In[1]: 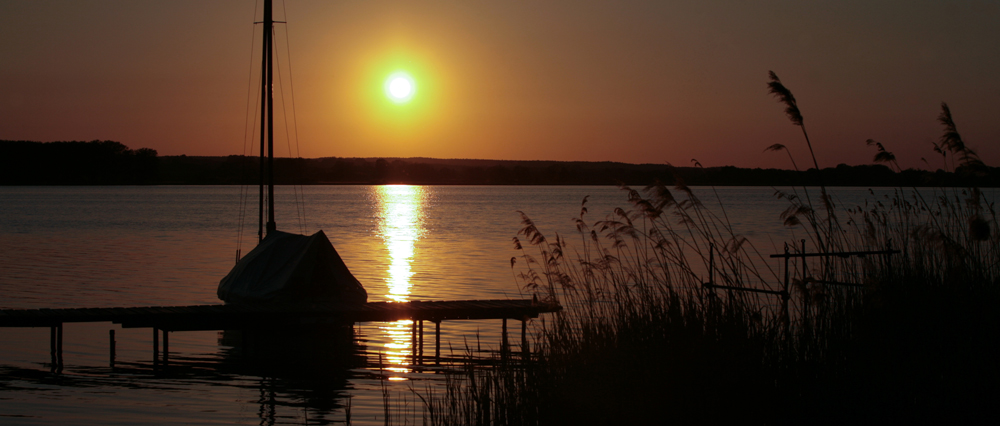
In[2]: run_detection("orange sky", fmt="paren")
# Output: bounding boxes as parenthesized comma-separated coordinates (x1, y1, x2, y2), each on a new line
(2, 0, 999, 170)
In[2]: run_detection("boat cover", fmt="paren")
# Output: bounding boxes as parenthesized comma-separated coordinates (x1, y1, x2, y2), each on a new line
(218, 230, 367, 305)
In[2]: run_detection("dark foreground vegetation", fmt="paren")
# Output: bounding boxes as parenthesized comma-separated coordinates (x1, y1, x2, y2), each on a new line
(392, 74, 999, 425)
(3, 140, 1000, 187)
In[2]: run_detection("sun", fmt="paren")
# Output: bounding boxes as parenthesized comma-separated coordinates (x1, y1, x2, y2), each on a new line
(385, 72, 416, 103)
(389, 78, 411, 98)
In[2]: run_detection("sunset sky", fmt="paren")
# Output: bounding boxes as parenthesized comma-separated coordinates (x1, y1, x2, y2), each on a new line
(2, 0, 998, 170)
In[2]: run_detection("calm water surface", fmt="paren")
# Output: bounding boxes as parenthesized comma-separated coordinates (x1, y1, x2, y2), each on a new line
(2, 185, 984, 424)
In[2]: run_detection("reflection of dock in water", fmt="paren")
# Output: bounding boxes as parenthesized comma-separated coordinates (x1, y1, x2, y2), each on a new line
(0, 299, 560, 368)
(0, 327, 362, 424)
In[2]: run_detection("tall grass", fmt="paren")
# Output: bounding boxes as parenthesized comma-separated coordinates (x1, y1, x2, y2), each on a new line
(403, 74, 1000, 425)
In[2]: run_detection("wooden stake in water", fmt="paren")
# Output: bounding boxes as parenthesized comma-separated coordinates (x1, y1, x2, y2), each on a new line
(109, 329, 116, 368)
(56, 324, 63, 371)
(49, 326, 56, 368)
(434, 320, 441, 364)
(521, 318, 529, 362)
(153, 327, 159, 367)
(410, 320, 417, 364)
(502, 318, 509, 356)
(418, 320, 424, 364)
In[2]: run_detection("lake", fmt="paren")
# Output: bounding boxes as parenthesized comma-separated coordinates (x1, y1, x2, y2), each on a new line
(2, 184, 983, 425)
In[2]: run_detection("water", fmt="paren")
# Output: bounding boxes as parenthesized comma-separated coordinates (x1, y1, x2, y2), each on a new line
(1, 185, 988, 424)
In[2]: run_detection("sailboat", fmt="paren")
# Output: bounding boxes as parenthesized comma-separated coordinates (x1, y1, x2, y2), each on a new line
(217, 0, 367, 307)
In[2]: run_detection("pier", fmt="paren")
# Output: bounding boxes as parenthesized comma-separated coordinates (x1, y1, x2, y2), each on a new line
(0, 299, 560, 368)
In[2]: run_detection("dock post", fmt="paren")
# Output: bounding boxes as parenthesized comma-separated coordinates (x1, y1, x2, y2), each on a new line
(56, 323, 63, 369)
(801, 239, 809, 320)
(801, 239, 807, 279)
(163, 330, 169, 365)
(153, 328, 159, 366)
(49, 326, 57, 367)
(418, 320, 424, 365)
(502, 318, 508, 355)
(109, 329, 116, 368)
(885, 239, 894, 279)
(434, 320, 441, 364)
(521, 319, 528, 362)
(411, 320, 417, 364)
(782, 243, 790, 331)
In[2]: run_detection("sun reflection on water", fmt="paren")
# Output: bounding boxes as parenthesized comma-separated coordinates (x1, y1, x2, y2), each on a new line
(375, 185, 426, 377)
(379, 319, 414, 376)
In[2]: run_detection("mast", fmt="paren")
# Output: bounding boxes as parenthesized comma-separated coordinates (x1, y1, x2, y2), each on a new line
(259, 0, 276, 242)
(265, 0, 276, 236)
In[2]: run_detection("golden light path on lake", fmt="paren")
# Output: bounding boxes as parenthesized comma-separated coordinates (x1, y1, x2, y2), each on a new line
(375, 185, 426, 377)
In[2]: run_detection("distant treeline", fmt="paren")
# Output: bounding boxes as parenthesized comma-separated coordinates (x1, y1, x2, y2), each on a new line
(3, 140, 999, 187)
(1, 140, 158, 185)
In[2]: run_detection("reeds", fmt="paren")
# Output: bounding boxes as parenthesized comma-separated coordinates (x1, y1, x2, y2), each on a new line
(392, 75, 1000, 425)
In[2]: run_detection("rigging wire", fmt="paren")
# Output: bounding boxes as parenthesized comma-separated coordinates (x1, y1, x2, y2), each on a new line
(272, 26, 305, 235)
(280, 0, 307, 233)
(271, 2, 306, 234)
(241, 73, 263, 252)
(235, 0, 262, 263)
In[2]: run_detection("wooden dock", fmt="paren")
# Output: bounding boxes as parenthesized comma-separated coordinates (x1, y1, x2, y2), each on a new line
(0, 299, 561, 369)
